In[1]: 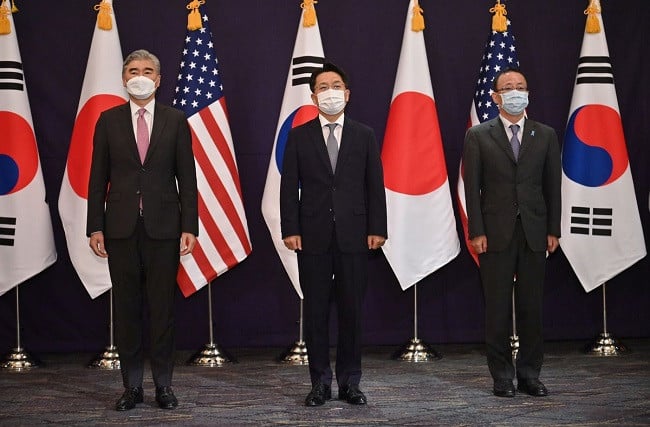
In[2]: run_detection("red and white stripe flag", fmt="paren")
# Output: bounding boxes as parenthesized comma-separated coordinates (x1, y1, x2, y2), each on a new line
(560, 1, 646, 292)
(173, 6, 251, 297)
(0, 0, 57, 295)
(381, 0, 459, 290)
(58, 0, 126, 298)
(260, 2, 325, 298)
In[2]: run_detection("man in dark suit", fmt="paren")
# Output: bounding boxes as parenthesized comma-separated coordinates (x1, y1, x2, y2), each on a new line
(87, 49, 198, 411)
(280, 63, 387, 406)
(463, 68, 561, 398)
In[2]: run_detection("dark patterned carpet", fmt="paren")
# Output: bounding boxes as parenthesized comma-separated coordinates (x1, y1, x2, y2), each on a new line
(1, 339, 649, 426)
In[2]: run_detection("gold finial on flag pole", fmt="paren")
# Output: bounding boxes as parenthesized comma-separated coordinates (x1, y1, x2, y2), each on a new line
(10, 0, 17, 13)
(0, 0, 11, 35)
(187, 0, 205, 31)
(301, 0, 317, 28)
(94, 0, 113, 31)
(490, 0, 507, 33)
(585, 0, 601, 34)
(411, 0, 425, 32)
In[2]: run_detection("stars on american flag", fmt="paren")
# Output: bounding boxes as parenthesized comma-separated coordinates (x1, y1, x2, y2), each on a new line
(172, 15, 224, 116)
(473, 22, 520, 122)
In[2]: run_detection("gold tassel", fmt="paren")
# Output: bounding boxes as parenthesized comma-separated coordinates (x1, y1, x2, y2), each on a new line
(186, 0, 205, 31)
(411, 0, 425, 32)
(301, 0, 317, 28)
(0, 0, 11, 35)
(489, 0, 508, 33)
(584, 0, 601, 33)
(94, 1, 113, 31)
(10, 0, 17, 13)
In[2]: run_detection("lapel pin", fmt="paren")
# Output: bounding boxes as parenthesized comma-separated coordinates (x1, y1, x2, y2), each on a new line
(531, 130, 535, 137)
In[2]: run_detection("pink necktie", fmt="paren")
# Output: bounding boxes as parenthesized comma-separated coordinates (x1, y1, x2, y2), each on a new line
(136, 108, 149, 163)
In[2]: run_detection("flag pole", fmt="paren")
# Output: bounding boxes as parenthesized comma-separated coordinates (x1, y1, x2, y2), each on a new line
(584, 282, 628, 355)
(88, 289, 120, 369)
(187, 281, 236, 366)
(1, 285, 41, 370)
(510, 284, 519, 363)
(392, 282, 441, 362)
(278, 299, 309, 365)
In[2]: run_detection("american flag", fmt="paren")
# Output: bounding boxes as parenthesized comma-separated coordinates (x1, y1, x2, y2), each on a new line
(172, 10, 251, 297)
(457, 17, 520, 264)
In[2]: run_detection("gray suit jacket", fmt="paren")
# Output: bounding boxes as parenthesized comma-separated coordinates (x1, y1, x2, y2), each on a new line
(462, 117, 561, 252)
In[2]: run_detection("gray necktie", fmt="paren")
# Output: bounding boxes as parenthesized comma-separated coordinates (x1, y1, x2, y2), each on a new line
(326, 123, 338, 172)
(509, 124, 520, 161)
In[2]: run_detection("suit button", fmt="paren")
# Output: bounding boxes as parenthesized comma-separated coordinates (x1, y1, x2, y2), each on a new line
(141, 167, 146, 172)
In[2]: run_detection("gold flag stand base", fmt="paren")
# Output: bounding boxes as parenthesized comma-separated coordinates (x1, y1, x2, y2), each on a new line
(88, 345, 120, 369)
(278, 340, 308, 365)
(187, 343, 236, 367)
(584, 332, 629, 356)
(392, 338, 442, 362)
(1, 347, 41, 371)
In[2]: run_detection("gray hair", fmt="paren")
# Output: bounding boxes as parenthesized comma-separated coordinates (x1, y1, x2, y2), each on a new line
(123, 49, 161, 74)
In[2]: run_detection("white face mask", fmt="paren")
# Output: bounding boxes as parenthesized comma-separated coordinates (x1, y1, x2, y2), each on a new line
(500, 90, 529, 115)
(316, 89, 346, 116)
(126, 76, 156, 100)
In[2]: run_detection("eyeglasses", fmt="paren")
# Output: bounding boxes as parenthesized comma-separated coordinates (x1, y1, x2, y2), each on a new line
(315, 83, 346, 93)
(496, 86, 528, 93)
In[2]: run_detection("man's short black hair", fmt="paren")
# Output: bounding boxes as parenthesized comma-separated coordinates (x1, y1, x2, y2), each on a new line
(309, 62, 349, 93)
(492, 67, 526, 92)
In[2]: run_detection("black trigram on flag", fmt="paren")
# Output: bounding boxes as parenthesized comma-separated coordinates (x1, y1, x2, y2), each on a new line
(291, 56, 324, 87)
(570, 206, 612, 236)
(576, 56, 614, 85)
(0, 217, 17, 246)
(0, 61, 25, 91)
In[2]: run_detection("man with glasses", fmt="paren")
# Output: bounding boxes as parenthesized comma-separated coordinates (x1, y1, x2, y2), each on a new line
(462, 68, 561, 398)
(280, 62, 387, 406)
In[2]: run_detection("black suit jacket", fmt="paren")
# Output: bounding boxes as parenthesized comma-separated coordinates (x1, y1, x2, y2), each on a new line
(280, 116, 387, 254)
(463, 117, 561, 252)
(86, 101, 198, 239)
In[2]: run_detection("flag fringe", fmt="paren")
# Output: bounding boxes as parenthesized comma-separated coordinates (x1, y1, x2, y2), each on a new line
(94, 0, 113, 31)
(187, 0, 205, 31)
(489, 0, 507, 33)
(584, 0, 601, 34)
(0, 0, 10, 35)
(301, 0, 317, 27)
(411, 0, 425, 32)
(10, 0, 16, 13)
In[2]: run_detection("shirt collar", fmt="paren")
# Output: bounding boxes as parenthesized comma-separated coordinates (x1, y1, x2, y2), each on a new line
(318, 113, 345, 129)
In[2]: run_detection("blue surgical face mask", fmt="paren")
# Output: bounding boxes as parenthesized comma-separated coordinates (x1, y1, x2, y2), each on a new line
(500, 90, 529, 115)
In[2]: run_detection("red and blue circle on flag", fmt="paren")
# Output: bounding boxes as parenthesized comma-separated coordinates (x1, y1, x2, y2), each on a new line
(0, 111, 39, 196)
(562, 104, 628, 187)
(274, 105, 318, 173)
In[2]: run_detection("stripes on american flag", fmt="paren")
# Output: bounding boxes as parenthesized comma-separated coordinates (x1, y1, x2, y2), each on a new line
(457, 18, 520, 264)
(173, 11, 251, 297)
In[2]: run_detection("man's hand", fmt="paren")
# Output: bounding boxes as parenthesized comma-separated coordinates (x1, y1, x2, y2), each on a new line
(283, 235, 302, 251)
(368, 235, 386, 250)
(547, 235, 559, 253)
(470, 235, 487, 254)
(89, 232, 108, 258)
(180, 232, 197, 256)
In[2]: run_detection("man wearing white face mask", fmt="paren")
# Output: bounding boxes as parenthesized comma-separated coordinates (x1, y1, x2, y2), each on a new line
(87, 49, 198, 411)
(280, 62, 387, 407)
(462, 68, 561, 398)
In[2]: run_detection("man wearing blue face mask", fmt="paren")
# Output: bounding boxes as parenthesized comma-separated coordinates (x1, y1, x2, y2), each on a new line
(87, 49, 198, 411)
(280, 62, 387, 407)
(462, 68, 561, 398)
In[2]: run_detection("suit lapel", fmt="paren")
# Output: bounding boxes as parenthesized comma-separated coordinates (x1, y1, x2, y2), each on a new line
(308, 119, 335, 175)
(119, 103, 142, 163)
(518, 119, 536, 161)
(337, 117, 355, 175)
(488, 118, 517, 164)
(145, 103, 167, 165)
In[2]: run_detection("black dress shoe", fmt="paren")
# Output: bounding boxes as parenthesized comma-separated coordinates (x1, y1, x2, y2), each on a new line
(493, 379, 516, 397)
(155, 386, 178, 409)
(338, 384, 367, 405)
(115, 387, 143, 411)
(305, 382, 332, 407)
(517, 378, 548, 397)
